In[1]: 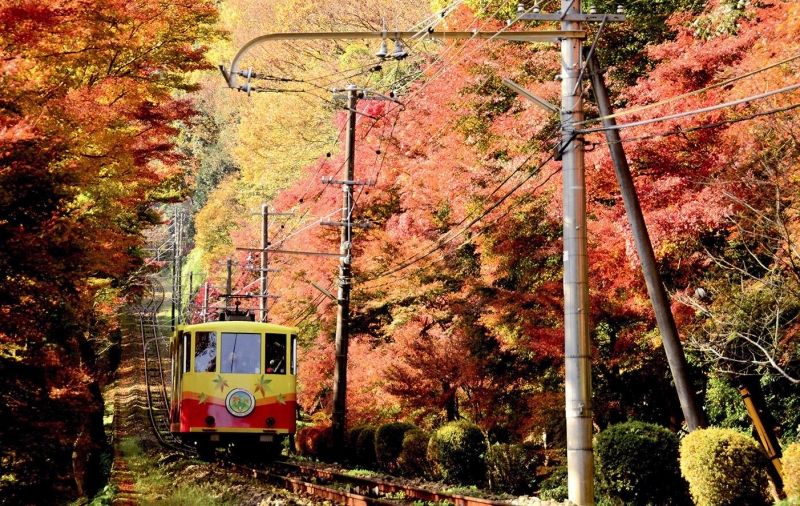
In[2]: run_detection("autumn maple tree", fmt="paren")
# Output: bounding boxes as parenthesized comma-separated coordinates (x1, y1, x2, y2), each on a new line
(0, 0, 219, 501)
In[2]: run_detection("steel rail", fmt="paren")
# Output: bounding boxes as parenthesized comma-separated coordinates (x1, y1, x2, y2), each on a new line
(271, 460, 513, 506)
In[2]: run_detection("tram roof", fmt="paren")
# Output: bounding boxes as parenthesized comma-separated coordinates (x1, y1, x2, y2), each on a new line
(176, 320, 299, 334)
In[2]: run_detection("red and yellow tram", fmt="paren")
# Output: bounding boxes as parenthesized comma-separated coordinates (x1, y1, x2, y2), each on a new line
(169, 320, 298, 459)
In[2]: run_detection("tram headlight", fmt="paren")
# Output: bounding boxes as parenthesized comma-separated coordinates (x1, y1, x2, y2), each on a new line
(266, 417, 276, 427)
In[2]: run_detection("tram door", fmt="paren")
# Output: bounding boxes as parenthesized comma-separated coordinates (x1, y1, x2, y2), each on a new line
(171, 331, 191, 426)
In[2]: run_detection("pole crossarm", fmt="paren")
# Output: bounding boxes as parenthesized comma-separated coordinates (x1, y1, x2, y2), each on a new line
(236, 246, 342, 258)
(224, 30, 585, 88)
(520, 13, 625, 21)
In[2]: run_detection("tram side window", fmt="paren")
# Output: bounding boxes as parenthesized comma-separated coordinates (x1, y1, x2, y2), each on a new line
(194, 331, 216, 372)
(221, 333, 261, 374)
(290, 334, 297, 375)
(182, 332, 191, 374)
(265, 333, 287, 374)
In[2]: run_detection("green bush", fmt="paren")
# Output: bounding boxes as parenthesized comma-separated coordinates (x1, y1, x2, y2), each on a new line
(784, 442, 800, 500)
(346, 426, 368, 465)
(398, 429, 432, 478)
(594, 421, 689, 505)
(355, 425, 377, 468)
(680, 427, 770, 506)
(427, 420, 487, 485)
(486, 443, 534, 494)
(375, 422, 417, 473)
(538, 466, 568, 502)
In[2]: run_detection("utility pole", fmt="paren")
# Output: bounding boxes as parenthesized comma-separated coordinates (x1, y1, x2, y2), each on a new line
(253, 205, 291, 322)
(203, 282, 210, 323)
(586, 54, 706, 431)
(560, 0, 592, 502)
(171, 207, 179, 330)
(261, 204, 269, 322)
(330, 84, 358, 456)
(188, 271, 193, 324)
(226, 258, 233, 313)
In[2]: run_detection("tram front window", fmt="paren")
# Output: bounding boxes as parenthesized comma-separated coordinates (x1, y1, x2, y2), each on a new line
(221, 332, 261, 374)
(195, 331, 216, 372)
(265, 333, 287, 374)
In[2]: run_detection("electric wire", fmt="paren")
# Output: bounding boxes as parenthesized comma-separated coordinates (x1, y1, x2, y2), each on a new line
(578, 82, 800, 134)
(576, 51, 800, 126)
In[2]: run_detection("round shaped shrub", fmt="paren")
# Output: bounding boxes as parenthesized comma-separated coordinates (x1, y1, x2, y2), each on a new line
(398, 429, 432, 478)
(486, 443, 533, 494)
(375, 422, 418, 473)
(355, 425, 377, 468)
(347, 426, 366, 464)
(783, 442, 800, 500)
(594, 421, 689, 505)
(680, 427, 770, 506)
(427, 420, 488, 485)
(295, 424, 334, 461)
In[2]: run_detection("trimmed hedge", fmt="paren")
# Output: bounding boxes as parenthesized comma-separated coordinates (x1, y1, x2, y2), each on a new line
(428, 420, 487, 485)
(355, 425, 377, 468)
(375, 422, 417, 473)
(486, 443, 533, 494)
(347, 426, 367, 465)
(680, 427, 770, 506)
(594, 421, 689, 505)
(398, 429, 432, 478)
(784, 442, 800, 500)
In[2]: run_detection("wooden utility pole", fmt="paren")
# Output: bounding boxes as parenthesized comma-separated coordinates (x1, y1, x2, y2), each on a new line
(586, 54, 706, 431)
(203, 282, 210, 323)
(226, 258, 233, 312)
(330, 84, 358, 456)
(261, 204, 269, 322)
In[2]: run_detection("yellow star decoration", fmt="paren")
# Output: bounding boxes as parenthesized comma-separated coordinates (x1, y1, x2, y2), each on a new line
(198, 392, 207, 405)
(276, 392, 286, 405)
(212, 374, 229, 393)
(254, 375, 272, 398)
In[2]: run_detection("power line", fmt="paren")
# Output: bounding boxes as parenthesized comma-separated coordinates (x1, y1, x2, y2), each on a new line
(578, 82, 800, 135)
(577, 51, 800, 126)
(586, 101, 800, 148)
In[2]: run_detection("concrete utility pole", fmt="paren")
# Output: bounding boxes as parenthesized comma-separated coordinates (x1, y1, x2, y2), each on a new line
(586, 54, 706, 431)
(560, 1, 592, 502)
(330, 84, 358, 456)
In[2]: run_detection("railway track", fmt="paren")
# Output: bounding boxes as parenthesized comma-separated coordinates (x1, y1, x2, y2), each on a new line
(135, 276, 195, 454)
(219, 459, 513, 506)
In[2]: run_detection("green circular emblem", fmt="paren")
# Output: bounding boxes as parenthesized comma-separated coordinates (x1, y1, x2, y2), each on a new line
(225, 388, 255, 417)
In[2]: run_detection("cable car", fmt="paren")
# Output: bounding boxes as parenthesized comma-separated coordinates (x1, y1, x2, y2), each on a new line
(169, 317, 298, 459)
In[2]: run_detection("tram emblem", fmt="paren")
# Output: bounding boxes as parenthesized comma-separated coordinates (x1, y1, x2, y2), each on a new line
(225, 388, 255, 417)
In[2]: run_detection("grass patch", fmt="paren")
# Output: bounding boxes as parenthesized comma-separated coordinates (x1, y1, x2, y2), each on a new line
(343, 468, 378, 478)
(114, 437, 235, 505)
